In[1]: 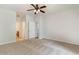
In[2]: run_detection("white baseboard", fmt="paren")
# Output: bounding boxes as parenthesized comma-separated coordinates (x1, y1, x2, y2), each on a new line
(43, 37, 79, 45)
(0, 40, 16, 45)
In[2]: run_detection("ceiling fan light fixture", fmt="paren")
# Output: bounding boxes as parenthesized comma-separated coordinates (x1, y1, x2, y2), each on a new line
(38, 9, 40, 12)
(34, 10, 36, 12)
(34, 9, 40, 14)
(36, 9, 40, 14)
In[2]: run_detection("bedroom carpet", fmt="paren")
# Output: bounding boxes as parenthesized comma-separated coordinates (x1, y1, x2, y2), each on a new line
(0, 39, 79, 55)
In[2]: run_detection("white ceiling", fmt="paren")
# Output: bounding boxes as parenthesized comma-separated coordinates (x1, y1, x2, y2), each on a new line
(0, 4, 26, 11)
(0, 4, 42, 12)
(0, 4, 63, 11)
(0, 4, 79, 13)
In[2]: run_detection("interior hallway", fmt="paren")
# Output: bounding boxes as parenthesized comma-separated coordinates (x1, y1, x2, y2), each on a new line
(0, 39, 79, 55)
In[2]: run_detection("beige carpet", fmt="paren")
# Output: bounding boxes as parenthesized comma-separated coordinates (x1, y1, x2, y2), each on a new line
(0, 39, 79, 55)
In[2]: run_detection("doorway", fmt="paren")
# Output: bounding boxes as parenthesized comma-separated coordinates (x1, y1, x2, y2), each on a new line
(16, 20, 26, 42)
(16, 12, 26, 42)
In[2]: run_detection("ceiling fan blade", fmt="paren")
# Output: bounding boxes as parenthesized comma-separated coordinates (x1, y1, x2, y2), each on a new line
(27, 9, 35, 11)
(40, 6, 46, 9)
(36, 4, 39, 9)
(40, 10, 45, 13)
(30, 4, 36, 9)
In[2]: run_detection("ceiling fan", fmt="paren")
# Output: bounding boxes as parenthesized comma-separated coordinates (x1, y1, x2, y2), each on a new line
(27, 4, 46, 14)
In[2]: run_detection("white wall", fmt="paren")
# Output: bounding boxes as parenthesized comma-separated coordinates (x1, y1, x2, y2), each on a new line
(42, 6, 79, 45)
(26, 14, 36, 39)
(0, 8, 16, 45)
